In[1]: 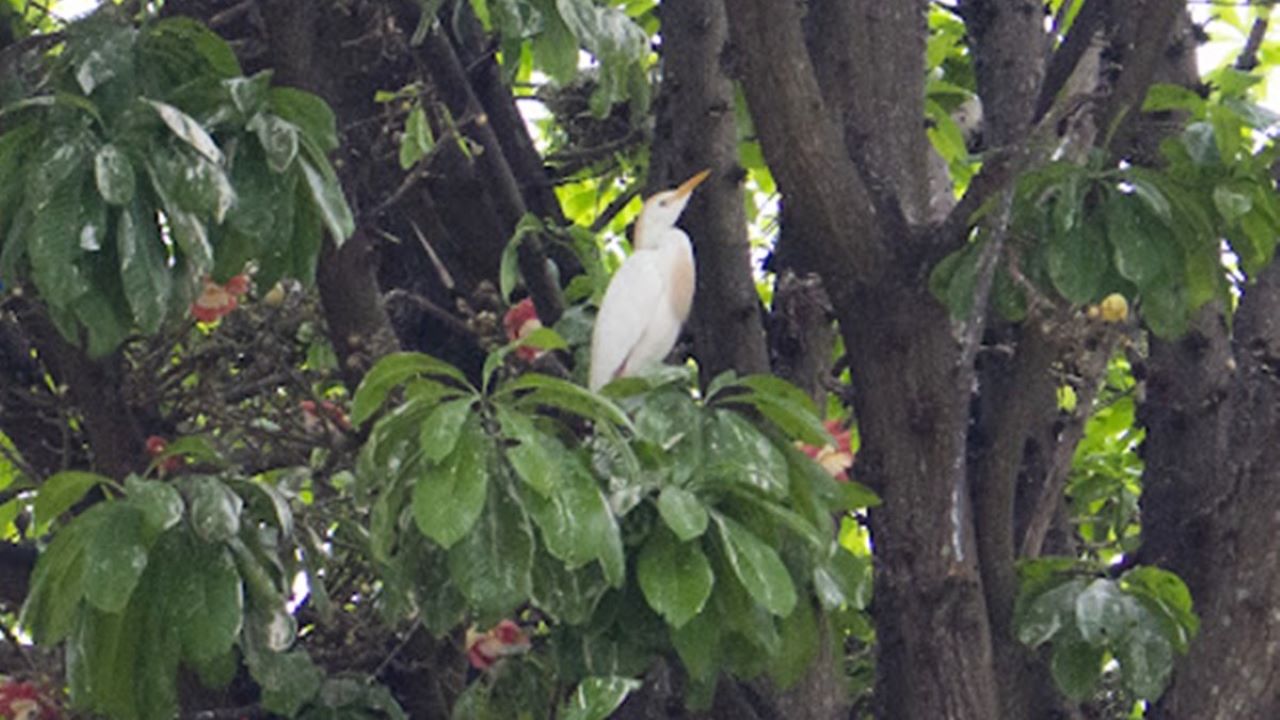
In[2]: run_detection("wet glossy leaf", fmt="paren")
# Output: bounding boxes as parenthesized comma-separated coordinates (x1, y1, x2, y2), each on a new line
(299, 155, 355, 245)
(420, 396, 476, 463)
(1048, 218, 1107, 304)
(657, 486, 708, 541)
(125, 477, 184, 538)
(560, 676, 642, 720)
(638, 528, 714, 628)
(117, 199, 172, 334)
(188, 476, 244, 543)
(1075, 578, 1138, 645)
(83, 504, 149, 613)
(496, 406, 560, 497)
(94, 143, 136, 206)
(447, 482, 534, 621)
(413, 415, 490, 549)
(704, 411, 789, 497)
(1051, 634, 1104, 701)
(714, 514, 796, 617)
(251, 113, 300, 173)
(33, 470, 107, 535)
(352, 352, 471, 425)
(1016, 577, 1087, 648)
(1118, 620, 1174, 700)
(146, 99, 224, 164)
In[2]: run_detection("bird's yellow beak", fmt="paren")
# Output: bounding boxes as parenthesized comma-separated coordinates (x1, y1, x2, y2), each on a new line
(673, 169, 712, 199)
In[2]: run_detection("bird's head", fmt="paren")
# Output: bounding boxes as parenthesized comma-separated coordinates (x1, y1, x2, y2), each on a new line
(634, 169, 710, 249)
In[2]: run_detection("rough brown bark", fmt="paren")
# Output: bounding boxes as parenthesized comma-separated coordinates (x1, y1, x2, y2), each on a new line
(807, 0, 932, 224)
(1141, 263, 1280, 719)
(656, 0, 769, 385)
(725, 1, 1002, 717)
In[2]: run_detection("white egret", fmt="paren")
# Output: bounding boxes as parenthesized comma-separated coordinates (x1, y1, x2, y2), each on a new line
(588, 169, 710, 391)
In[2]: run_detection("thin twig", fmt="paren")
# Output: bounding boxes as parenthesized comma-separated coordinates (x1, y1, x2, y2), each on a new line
(1235, 3, 1275, 71)
(407, 221, 456, 291)
(383, 288, 473, 338)
(372, 624, 420, 678)
(589, 182, 642, 234)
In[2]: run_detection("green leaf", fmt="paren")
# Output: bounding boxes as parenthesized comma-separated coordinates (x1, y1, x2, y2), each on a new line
(270, 87, 339, 152)
(83, 504, 149, 613)
(1121, 565, 1198, 650)
(117, 198, 173, 334)
(560, 676, 643, 720)
(413, 415, 491, 548)
(671, 610, 720, 682)
(27, 169, 93, 310)
(1143, 83, 1206, 114)
(1016, 577, 1087, 648)
(188, 476, 244, 543)
(94, 143, 136, 206)
(399, 105, 434, 170)
(1117, 620, 1174, 700)
(521, 456, 624, 585)
(20, 505, 105, 643)
(1212, 183, 1253, 221)
(1108, 194, 1167, 288)
(500, 372, 635, 431)
(704, 411, 789, 497)
(299, 155, 355, 246)
(352, 352, 471, 425)
(531, 547, 608, 625)
(248, 650, 324, 718)
(657, 486, 708, 541)
(769, 595, 818, 689)
(162, 533, 243, 663)
(714, 514, 796, 617)
(124, 476, 184, 539)
(447, 481, 534, 621)
(33, 470, 107, 535)
(1051, 634, 1104, 701)
(421, 396, 476, 463)
(812, 547, 872, 611)
(496, 406, 560, 497)
(146, 99, 224, 164)
(1048, 217, 1108, 304)
(638, 528, 714, 628)
(1075, 577, 1138, 645)
(145, 17, 243, 78)
(251, 113, 301, 173)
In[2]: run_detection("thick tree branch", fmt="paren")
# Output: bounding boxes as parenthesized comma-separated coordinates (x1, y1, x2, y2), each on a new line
(1100, 0, 1187, 149)
(807, 0, 932, 225)
(657, 0, 769, 384)
(1034, 0, 1109, 122)
(722, 0, 886, 293)
(961, 0, 1046, 144)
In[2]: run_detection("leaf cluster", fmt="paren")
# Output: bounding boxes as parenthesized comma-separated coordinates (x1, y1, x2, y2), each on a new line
(20, 468, 401, 720)
(352, 351, 877, 714)
(1014, 559, 1199, 704)
(0, 10, 353, 356)
(933, 78, 1280, 337)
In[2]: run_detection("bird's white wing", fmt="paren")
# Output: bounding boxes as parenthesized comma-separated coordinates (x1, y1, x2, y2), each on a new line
(589, 251, 666, 391)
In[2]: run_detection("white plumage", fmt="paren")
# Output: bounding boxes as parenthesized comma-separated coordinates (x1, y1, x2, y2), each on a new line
(589, 170, 709, 391)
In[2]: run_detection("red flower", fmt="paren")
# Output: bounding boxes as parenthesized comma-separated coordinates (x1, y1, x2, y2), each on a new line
(0, 677, 60, 720)
(300, 399, 352, 434)
(797, 420, 855, 481)
(192, 274, 250, 323)
(144, 435, 182, 474)
(502, 298, 544, 362)
(465, 619, 531, 670)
